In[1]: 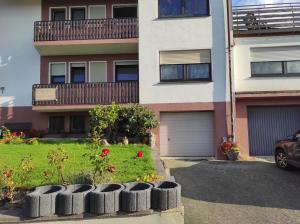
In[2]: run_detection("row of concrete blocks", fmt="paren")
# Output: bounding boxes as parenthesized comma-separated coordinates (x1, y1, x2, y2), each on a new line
(24, 181, 181, 218)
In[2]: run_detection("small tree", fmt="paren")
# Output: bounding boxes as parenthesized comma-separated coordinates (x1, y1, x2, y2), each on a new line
(47, 147, 68, 184)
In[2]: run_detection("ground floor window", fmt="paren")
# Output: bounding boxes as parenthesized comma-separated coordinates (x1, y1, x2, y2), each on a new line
(49, 116, 65, 134)
(70, 116, 86, 134)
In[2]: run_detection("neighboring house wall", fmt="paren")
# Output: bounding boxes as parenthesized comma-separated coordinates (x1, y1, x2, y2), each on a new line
(139, 0, 230, 104)
(233, 35, 300, 93)
(0, 0, 41, 107)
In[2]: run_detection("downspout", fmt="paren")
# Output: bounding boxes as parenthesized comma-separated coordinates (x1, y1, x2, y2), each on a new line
(226, 0, 235, 138)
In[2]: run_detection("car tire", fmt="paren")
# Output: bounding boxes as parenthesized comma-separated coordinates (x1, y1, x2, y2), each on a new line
(275, 149, 291, 170)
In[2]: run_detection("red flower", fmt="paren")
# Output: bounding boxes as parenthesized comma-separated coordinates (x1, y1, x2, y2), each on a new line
(222, 142, 232, 152)
(107, 165, 116, 173)
(137, 151, 143, 158)
(102, 148, 110, 155)
(3, 170, 12, 178)
(99, 153, 106, 158)
(11, 132, 17, 137)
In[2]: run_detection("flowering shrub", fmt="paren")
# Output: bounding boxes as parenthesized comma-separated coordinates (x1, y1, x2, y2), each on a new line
(0, 127, 25, 144)
(47, 147, 68, 184)
(28, 129, 48, 138)
(18, 155, 34, 186)
(2, 168, 16, 202)
(221, 140, 241, 161)
(137, 151, 143, 158)
(84, 145, 116, 184)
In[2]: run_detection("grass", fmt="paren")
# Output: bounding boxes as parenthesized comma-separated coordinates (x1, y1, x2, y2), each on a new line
(0, 141, 156, 188)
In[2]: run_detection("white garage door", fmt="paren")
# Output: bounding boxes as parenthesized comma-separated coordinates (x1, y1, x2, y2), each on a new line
(160, 112, 214, 157)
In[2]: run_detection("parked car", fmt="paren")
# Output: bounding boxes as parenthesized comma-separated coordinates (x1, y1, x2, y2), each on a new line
(275, 131, 300, 170)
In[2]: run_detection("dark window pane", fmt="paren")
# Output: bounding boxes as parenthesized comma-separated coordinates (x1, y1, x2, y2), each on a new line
(286, 61, 300, 74)
(116, 65, 139, 81)
(187, 64, 210, 80)
(51, 75, 65, 84)
(49, 116, 64, 134)
(160, 64, 184, 81)
(71, 8, 85, 20)
(113, 6, 137, 18)
(71, 66, 86, 83)
(251, 62, 283, 75)
(184, 0, 209, 16)
(159, 0, 182, 17)
(51, 9, 66, 21)
(70, 116, 85, 134)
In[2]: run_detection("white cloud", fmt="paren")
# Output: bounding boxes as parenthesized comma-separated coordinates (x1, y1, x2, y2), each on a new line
(233, 0, 300, 6)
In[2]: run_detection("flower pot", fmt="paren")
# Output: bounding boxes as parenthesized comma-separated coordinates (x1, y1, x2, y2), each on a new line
(58, 184, 95, 215)
(121, 182, 153, 213)
(90, 184, 125, 215)
(151, 181, 181, 211)
(24, 185, 66, 218)
(226, 151, 239, 161)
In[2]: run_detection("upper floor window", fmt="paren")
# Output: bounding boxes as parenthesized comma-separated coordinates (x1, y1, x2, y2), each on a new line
(160, 50, 211, 82)
(159, 0, 210, 18)
(113, 5, 138, 18)
(251, 61, 300, 77)
(51, 8, 66, 21)
(70, 7, 86, 20)
(70, 63, 86, 83)
(50, 63, 66, 84)
(115, 61, 139, 82)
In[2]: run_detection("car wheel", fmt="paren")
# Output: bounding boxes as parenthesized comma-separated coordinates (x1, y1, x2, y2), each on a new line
(275, 150, 290, 170)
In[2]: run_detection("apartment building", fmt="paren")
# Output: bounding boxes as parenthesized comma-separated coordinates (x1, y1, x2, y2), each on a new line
(0, 0, 232, 159)
(232, 3, 300, 157)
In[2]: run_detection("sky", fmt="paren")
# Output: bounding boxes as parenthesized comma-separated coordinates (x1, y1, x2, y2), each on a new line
(233, 0, 300, 6)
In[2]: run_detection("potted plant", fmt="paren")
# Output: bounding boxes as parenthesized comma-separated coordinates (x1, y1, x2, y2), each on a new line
(221, 141, 241, 161)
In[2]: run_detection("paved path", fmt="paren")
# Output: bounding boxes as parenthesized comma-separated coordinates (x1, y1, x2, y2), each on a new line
(164, 160, 300, 224)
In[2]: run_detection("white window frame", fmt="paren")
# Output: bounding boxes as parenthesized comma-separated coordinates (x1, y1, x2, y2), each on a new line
(111, 4, 138, 18)
(49, 7, 68, 21)
(69, 62, 88, 83)
(88, 61, 108, 83)
(113, 60, 139, 82)
(69, 6, 88, 20)
(48, 62, 67, 84)
(88, 5, 107, 19)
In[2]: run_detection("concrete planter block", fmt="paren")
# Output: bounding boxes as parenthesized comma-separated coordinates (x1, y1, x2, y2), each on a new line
(24, 185, 65, 218)
(58, 184, 95, 215)
(90, 184, 125, 215)
(151, 181, 181, 211)
(121, 182, 153, 212)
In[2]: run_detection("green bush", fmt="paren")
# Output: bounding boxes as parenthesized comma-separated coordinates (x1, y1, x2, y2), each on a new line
(89, 103, 158, 144)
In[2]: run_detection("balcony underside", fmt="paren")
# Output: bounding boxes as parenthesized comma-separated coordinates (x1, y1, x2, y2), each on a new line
(34, 38, 138, 56)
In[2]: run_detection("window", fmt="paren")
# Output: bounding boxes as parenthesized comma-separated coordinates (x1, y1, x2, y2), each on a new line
(160, 50, 211, 82)
(70, 116, 86, 134)
(70, 7, 86, 20)
(159, 0, 209, 18)
(113, 5, 137, 18)
(49, 116, 65, 134)
(51, 8, 66, 21)
(251, 61, 300, 77)
(70, 63, 86, 83)
(115, 63, 139, 82)
(50, 63, 66, 84)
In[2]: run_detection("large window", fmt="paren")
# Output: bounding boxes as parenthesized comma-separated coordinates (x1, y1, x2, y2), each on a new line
(50, 63, 66, 84)
(113, 5, 137, 18)
(159, 0, 210, 18)
(160, 50, 211, 82)
(70, 116, 86, 134)
(51, 8, 66, 21)
(49, 116, 65, 134)
(115, 62, 139, 82)
(70, 7, 86, 20)
(251, 61, 300, 77)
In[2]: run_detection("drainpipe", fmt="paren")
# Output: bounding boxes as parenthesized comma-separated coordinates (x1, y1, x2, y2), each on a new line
(226, 0, 235, 138)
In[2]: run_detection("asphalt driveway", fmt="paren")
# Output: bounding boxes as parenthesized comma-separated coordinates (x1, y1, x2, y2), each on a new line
(164, 160, 300, 224)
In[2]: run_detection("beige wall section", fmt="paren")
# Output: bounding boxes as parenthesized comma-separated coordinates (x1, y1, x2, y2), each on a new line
(0, 0, 41, 107)
(233, 35, 300, 93)
(139, 0, 230, 104)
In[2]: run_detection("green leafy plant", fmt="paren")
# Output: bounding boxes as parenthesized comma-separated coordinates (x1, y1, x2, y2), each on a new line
(136, 174, 162, 183)
(18, 155, 34, 186)
(83, 145, 115, 184)
(2, 168, 16, 202)
(26, 138, 39, 145)
(47, 147, 68, 184)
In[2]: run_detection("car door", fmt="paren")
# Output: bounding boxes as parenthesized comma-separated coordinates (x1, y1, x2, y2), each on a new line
(291, 137, 300, 166)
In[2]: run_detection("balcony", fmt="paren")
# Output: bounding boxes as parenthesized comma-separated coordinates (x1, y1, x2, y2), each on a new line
(32, 81, 139, 112)
(34, 18, 139, 55)
(233, 3, 300, 37)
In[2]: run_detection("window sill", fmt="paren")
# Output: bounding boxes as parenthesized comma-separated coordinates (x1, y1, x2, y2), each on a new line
(251, 74, 300, 78)
(155, 80, 212, 85)
(156, 15, 211, 20)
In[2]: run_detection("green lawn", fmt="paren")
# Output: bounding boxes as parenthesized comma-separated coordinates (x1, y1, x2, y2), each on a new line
(0, 141, 155, 188)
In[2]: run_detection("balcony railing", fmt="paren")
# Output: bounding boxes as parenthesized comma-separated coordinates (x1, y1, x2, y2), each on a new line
(32, 81, 139, 106)
(34, 18, 138, 41)
(233, 3, 300, 36)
